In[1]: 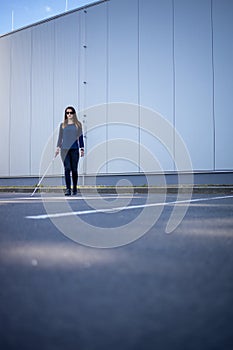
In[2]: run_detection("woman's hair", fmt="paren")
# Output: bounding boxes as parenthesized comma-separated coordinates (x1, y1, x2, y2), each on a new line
(62, 106, 82, 129)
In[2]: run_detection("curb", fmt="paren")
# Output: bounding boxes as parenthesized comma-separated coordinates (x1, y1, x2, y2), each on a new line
(0, 186, 233, 194)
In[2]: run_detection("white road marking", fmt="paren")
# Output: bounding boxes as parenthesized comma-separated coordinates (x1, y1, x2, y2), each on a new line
(25, 195, 233, 220)
(0, 195, 138, 204)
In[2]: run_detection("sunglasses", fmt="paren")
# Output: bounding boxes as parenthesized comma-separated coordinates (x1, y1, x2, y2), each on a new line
(66, 111, 74, 115)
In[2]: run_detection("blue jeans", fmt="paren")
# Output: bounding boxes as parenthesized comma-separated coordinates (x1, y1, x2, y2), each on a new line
(61, 149, 80, 190)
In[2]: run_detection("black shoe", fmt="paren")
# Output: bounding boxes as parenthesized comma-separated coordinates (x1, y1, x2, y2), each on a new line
(72, 188, 77, 195)
(65, 189, 71, 196)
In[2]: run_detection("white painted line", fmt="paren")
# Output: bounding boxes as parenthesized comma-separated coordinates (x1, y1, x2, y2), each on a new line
(25, 195, 233, 220)
(0, 195, 138, 204)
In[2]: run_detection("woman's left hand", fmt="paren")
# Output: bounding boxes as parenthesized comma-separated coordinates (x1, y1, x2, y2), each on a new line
(80, 148, 84, 157)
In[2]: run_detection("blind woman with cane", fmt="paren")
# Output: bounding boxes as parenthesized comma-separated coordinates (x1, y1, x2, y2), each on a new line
(55, 106, 84, 196)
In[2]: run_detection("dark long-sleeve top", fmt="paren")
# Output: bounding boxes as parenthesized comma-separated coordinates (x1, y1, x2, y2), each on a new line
(57, 123, 84, 150)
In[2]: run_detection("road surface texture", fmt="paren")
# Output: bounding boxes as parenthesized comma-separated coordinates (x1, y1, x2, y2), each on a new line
(0, 192, 233, 350)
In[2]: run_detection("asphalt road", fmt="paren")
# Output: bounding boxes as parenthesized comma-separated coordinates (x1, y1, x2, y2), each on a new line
(0, 192, 233, 350)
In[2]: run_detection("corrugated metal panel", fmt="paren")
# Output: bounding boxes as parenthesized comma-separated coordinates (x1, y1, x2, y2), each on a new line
(31, 21, 55, 176)
(139, 0, 174, 172)
(85, 3, 108, 107)
(0, 36, 11, 176)
(84, 2, 108, 174)
(174, 0, 214, 171)
(107, 0, 139, 173)
(107, 103, 140, 173)
(213, 0, 233, 170)
(53, 12, 80, 125)
(10, 30, 31, 175)
(108, 0, 139, 103)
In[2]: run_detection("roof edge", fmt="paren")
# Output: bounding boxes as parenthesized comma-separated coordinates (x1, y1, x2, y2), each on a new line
(0, 0, 108, 38)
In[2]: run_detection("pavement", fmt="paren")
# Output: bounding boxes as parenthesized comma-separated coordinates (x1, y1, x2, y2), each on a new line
(0, 191, 233, 350)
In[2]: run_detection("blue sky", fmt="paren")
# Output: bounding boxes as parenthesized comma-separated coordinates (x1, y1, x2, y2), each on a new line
(0, 0, 97, 35)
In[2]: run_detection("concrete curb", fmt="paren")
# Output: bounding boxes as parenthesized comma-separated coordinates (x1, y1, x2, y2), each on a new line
(0, 186, 233, 194)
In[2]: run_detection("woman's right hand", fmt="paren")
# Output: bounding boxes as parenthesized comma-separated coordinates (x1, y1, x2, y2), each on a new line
(55, 147, 60, 157)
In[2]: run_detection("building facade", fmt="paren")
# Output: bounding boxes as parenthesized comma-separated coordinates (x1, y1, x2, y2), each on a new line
(0, 0, 233, 184)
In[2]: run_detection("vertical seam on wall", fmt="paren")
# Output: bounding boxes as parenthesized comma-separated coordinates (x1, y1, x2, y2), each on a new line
(210, 0, 216, 171)
(83, 9, 87, 176)
(52, 22, 55, 173)
(84, 10, 87, 112)
(137, 0, 141, 173)
(8, 36, 12, 176)
(172, 0, 176, 172)
(29, 29, 33, 176)
(78, 12, 81, 109)
(106, 0, 109, 174)
(78, 12, 83, 179)
(53, 22, 56, 170)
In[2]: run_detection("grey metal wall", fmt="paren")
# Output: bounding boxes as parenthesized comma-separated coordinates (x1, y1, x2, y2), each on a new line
(0, 0, 232, 177)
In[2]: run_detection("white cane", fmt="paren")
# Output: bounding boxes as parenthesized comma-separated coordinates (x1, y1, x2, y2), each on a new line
(31, 156, 56, 197)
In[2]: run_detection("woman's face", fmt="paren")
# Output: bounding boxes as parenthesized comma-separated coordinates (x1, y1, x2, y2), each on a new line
(66, 109, 74, 120)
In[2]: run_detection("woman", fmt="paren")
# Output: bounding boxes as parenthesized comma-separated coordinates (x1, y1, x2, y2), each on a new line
(55, 106, 84, 196)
